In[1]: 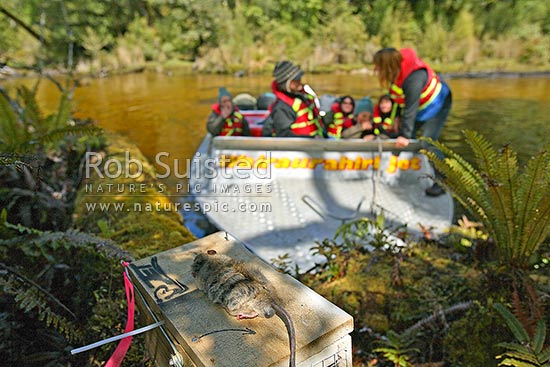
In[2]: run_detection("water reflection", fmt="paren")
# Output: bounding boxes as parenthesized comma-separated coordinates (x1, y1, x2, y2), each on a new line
(446, 98, 549, 164)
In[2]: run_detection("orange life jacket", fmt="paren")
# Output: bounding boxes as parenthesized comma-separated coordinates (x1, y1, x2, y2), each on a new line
(211, 104, 245, 136)
(326, 102, 354, 139)
(271, 81, 323, 137)
(389, 48, 445, 121)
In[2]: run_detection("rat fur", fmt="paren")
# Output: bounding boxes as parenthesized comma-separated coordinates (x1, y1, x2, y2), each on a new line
(192, 250, 296, 367)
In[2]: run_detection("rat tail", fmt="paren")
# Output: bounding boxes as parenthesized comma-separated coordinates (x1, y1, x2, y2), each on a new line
(272, 302, 296, 367)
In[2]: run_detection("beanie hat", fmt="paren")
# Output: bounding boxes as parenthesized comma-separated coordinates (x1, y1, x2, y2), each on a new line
(273, 61, 304, 84)
(354, 97, 374, 117)
(218, 87, 232, 104)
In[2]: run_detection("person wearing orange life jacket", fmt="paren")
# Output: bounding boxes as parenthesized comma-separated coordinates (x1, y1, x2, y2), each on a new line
(261, 61, 324, 138)
(372, 94, 400, 139)
(325, 96, 355, 139)
(373, 47, 452, 196)
(207, 87, 251, 136)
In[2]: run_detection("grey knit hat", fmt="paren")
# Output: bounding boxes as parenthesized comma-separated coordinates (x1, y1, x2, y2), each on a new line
(354, 97, 374, 117)
(218, 86, 232, 103)
(273, 61, 304, 84)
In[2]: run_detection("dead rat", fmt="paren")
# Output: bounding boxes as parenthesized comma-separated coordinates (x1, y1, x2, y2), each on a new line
(192, 250, 296, 367)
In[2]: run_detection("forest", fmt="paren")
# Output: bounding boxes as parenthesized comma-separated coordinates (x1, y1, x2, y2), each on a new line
(1, 0, 550, 76)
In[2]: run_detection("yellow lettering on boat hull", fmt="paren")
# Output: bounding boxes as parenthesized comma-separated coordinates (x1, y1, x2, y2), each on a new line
(218, 154, 422, 173)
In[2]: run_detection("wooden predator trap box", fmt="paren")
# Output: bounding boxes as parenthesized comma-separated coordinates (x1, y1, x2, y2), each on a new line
(128, 231, 354, 367)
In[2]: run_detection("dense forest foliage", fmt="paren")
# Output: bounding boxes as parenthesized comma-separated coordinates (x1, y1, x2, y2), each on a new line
(1, 0, 549, 75)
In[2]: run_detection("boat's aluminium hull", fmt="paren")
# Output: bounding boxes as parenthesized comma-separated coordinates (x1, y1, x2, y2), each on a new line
(188, 133, 454, 270)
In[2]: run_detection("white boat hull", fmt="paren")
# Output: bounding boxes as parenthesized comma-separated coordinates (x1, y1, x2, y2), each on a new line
(189, 135, 454, 270)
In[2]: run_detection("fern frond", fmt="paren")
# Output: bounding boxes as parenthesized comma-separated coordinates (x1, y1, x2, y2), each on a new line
(520, 202, 550, 264)
(462, 133, 516, 261)
(423, 136, 484, 180)
(495, 145, 519, 189)
(497, 351, 540, 365)
(494, 303, 530, 343)
(0, 91, 26, 150)
(423, 143, 497, 236)
(533, 320, 546, 354)
(51, 91, 72, 130)
(516, 149, 550, 261)
(486, 186, 515, 261)
(496, 357, 536, 367)
(422, 137, 491, 208)
(17, 85, 44, 130)
(511, 285, 536, 336)
(445, 158, 493, 212)
(0, 262, 82, 342)
(29, 123, 103, 148)
(423, 150, 485, 206)
(493, 145, 519, 258)
(425, 133, 549, 267)
(496, 343, 533, 355)
(464, 129, 500, 177)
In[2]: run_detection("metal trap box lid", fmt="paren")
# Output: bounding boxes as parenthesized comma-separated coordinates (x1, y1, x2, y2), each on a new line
(129, 231, 354, 367)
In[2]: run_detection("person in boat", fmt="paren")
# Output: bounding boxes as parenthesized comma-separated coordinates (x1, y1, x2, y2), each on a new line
(325, 96, 355, 139)
(341, 96, 375, 140)
(207, 86, 251, 136)
(372, 94, 400, 139)
(261, 60, 324, 138)
(373, 47, 452, 196)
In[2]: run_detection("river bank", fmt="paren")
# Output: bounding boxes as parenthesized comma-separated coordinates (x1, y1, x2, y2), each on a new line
(73, 132, 195, 258)
(3, 58, 550, 81)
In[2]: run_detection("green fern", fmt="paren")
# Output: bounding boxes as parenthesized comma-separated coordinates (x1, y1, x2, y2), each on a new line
(51, 90, 72, 130)
(0, 90, 28, 149)
(334, 214, 408, 252)
(374, 330, 419, 367)
(494, 303, 550, 366)
(422, 131, 550, 268)
(0, 79, 102, 153)
(30, 122, 103, 147)
(0, 222, 133, 362)
(17, 84, 45, 132)
(0, 262, 82, 342)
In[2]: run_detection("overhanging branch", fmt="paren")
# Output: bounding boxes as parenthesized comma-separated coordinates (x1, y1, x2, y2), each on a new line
(0, 5, 48, 45)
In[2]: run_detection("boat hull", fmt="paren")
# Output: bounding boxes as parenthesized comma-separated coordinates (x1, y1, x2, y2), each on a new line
(188, 134, 453, 270)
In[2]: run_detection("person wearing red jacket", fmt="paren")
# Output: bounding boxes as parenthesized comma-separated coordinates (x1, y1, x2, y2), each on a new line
(373, 47, 452, 196)
(261, 61, 324, 138)
(325, 96, 356, 139)
(207, 87, 251, 136)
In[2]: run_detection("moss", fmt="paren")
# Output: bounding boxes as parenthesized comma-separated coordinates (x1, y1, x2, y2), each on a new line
(302, 241, 496, 364)
(73, 132, 195, 258)
(111, 212, 191, 258)
(443, 305, 506, 367)
(363, 313, 389, 331)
